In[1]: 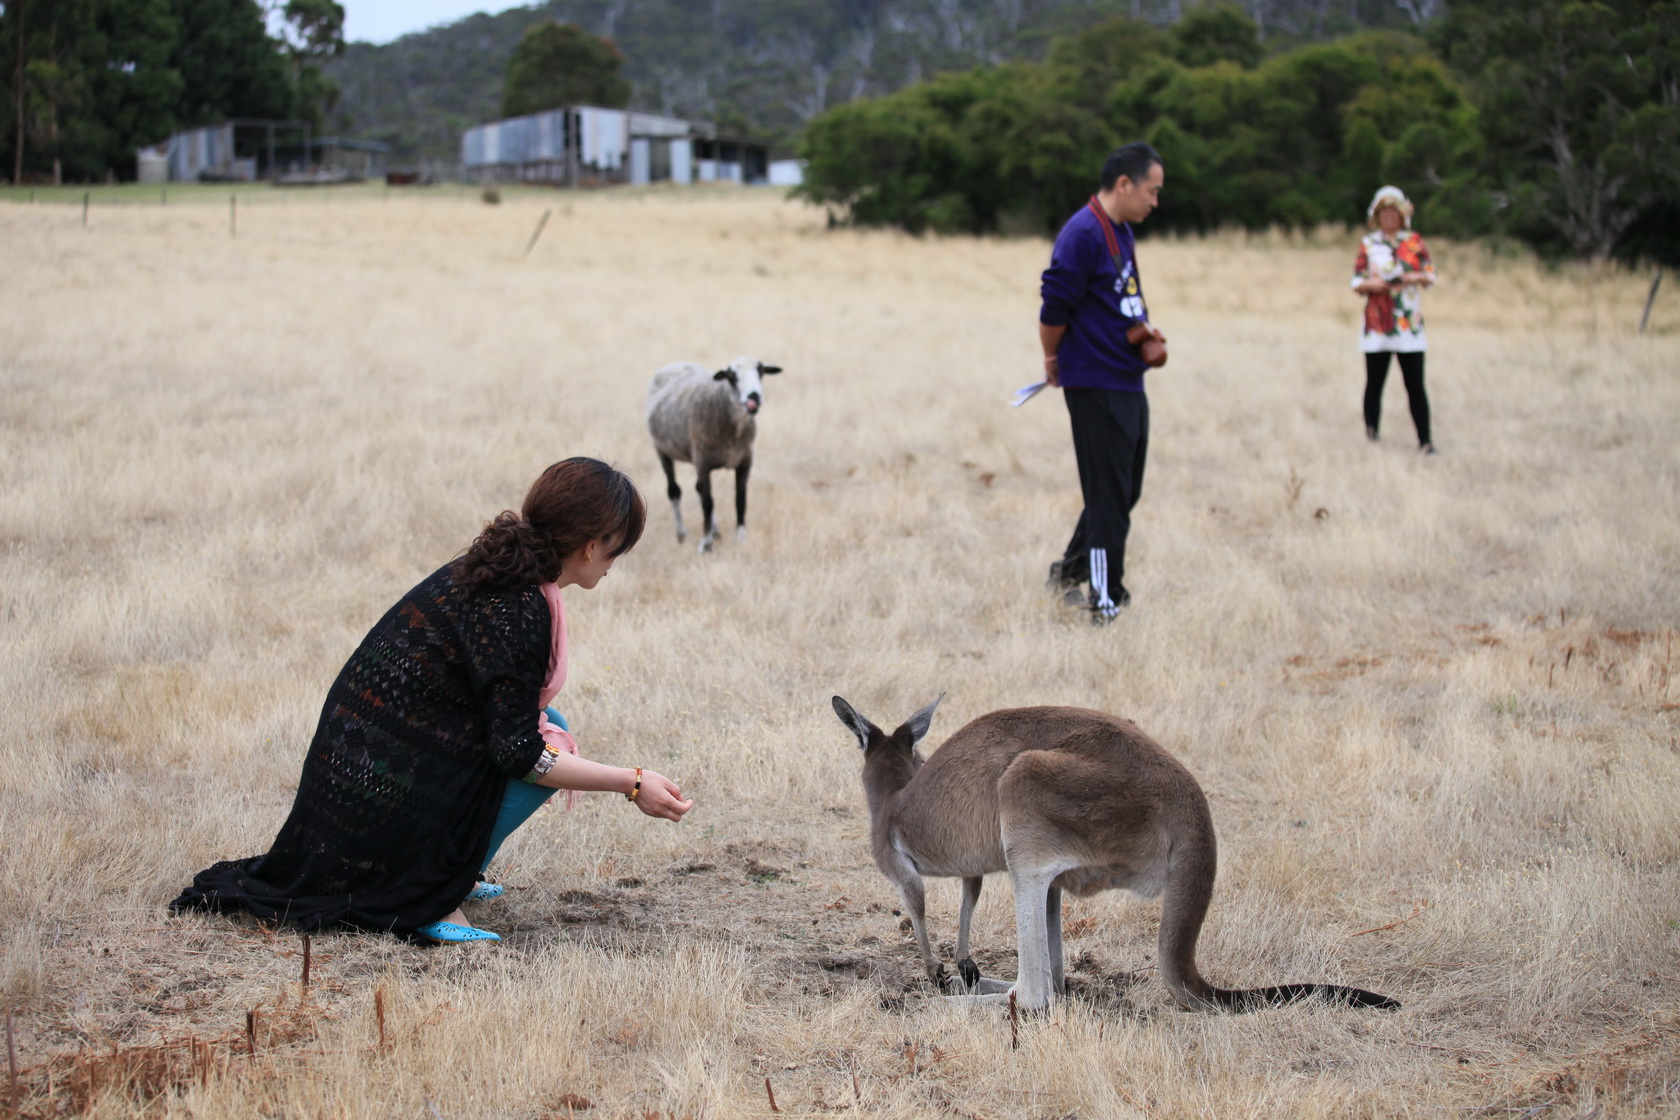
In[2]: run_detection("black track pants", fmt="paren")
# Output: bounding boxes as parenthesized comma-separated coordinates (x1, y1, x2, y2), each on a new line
(1058, 389, 1149, 611)
(1363, 351, 1431, 446)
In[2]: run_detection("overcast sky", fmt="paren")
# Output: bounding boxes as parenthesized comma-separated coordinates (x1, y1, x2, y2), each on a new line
(339, 1, 532, 45)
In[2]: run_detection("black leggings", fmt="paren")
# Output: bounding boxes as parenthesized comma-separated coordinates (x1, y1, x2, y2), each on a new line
(1363, 351, 1431, 446)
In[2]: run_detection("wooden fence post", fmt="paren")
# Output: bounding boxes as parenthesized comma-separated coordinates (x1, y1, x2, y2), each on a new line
(1640, 268, 1663, 333)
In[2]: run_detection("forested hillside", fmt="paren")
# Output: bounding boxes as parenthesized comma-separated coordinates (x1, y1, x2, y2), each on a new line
(794, 0, 1680, 264)
(8, 0, 1672, 265)
(323, 0, 1428, 163)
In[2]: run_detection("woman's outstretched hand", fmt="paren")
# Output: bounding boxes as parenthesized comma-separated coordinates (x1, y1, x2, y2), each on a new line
(530, 755, 693, 821)
(633, 769, 692, 821)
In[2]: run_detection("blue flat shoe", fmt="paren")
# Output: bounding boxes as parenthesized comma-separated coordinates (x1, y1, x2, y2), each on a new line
(415, 921, 501, 944)
(465, 882, 505, 902)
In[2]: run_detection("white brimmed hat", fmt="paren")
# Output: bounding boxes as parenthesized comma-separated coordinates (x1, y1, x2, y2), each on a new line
(1367, 185, 1413, 227)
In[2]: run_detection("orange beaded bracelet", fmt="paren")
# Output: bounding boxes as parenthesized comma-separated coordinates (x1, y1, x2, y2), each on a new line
(627, 767, 643, 802)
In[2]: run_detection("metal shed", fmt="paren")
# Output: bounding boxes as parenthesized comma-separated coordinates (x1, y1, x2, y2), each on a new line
(136, 119, 314, 182)
(313, 137, 391, 180)
(462, 105, 769, 187)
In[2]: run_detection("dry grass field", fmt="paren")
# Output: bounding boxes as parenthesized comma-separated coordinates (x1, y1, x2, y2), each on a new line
(1, 183, 1677, 1119)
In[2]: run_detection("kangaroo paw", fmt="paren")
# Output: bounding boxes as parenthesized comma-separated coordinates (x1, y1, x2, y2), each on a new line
(937, 991, 1013, 1005)
(946, 980, 1050, 1011)
(939, 965, 1013, 998)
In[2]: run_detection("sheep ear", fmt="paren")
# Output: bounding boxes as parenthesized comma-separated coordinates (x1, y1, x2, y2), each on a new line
(832, 696, 881, 752)
(758, 363, 782, 375)
(713, 369, 734, 382)
(898, 693, 944, 748)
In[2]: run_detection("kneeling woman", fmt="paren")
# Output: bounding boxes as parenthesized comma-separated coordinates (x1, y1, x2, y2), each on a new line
(173, 458, 691, 943)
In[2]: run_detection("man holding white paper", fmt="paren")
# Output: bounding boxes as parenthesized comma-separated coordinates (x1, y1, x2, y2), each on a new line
(1038, 142, 1166, 623)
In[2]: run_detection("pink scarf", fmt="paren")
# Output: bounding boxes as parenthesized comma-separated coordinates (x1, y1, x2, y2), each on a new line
(537, 582, 579, 808)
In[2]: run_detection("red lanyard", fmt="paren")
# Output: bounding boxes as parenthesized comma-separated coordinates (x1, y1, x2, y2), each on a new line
(1087, 197, 1122, 266)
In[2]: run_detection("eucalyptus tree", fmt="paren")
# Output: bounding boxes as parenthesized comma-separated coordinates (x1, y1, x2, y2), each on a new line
(1436, 0, 1680, 260)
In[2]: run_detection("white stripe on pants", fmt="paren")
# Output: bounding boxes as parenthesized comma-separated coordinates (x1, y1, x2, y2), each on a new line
(1090, 547, 1114, 612)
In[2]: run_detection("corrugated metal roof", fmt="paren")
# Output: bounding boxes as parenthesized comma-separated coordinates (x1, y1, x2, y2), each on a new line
(461, 105, 713, 170)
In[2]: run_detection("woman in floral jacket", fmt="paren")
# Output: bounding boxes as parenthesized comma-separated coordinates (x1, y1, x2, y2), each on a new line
(1352, 185, 1437, 453)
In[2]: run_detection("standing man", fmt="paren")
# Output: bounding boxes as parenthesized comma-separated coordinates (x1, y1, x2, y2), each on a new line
(1039, 142, 1166, 623)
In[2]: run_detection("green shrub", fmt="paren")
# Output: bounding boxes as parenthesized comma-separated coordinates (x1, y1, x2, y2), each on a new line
(799, 16, 1485, 240)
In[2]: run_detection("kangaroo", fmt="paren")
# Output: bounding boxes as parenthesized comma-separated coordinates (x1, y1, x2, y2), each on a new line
(831, 695, 1400, 1013)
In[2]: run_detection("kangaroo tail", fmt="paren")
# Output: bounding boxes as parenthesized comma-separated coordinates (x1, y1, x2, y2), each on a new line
(1155, 797, 1400, 1014)
(1209, 984, 1401, 1013)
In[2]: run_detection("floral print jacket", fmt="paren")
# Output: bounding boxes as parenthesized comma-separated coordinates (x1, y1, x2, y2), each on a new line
(1352, 230, 1435, 353)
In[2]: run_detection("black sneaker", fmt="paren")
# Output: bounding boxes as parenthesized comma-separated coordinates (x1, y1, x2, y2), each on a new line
(1090, 586, 1131, 624)
(1046, 559, 1086, 589)
(1047, 559, 1089, 591)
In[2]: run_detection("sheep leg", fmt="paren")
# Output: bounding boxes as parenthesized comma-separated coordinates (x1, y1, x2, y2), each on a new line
(695, 466, 717, 553)
(734, 455, 751, 543)
(658, 452, 686, 543)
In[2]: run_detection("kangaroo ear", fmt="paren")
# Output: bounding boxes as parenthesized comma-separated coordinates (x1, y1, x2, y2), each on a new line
(757, 363, 782, 374)
(899, 693, 944, 747)
(713, 369, 736, 382)
(831, 695, 880, 751)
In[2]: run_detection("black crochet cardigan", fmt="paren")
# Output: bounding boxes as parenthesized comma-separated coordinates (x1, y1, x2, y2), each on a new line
(171, 562, 552, 936)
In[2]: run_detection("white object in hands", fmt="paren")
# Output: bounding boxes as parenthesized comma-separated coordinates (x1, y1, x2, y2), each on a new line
(1011, 381, 1049, 407)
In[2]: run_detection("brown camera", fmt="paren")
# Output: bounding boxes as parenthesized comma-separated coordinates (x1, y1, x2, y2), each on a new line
(1126, 322, 1169, 368)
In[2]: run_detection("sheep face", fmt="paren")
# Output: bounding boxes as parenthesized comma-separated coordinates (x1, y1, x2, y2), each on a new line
(713, 357, 782, 416)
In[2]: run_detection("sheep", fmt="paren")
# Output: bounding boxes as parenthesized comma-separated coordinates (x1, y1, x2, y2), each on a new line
(645, 357, 782, 552)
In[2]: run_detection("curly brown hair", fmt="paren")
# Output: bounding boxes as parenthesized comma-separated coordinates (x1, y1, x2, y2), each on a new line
(454, 458, 646, 591)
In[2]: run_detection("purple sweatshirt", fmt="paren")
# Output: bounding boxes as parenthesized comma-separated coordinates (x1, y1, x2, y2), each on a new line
(1039, 201, 1149, 392)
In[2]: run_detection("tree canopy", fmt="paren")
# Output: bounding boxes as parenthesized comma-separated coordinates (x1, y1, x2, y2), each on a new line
(279, 0, 347, 128)
(797, 2, 1677, 263)
(1, 0, 338, 183)
(3, 0, 180, 183)
(501, 20, 629, 118)
(170, 0, 294, 128)
(1433, 0, 1680, 261)
(800, 12, 1478, 237)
